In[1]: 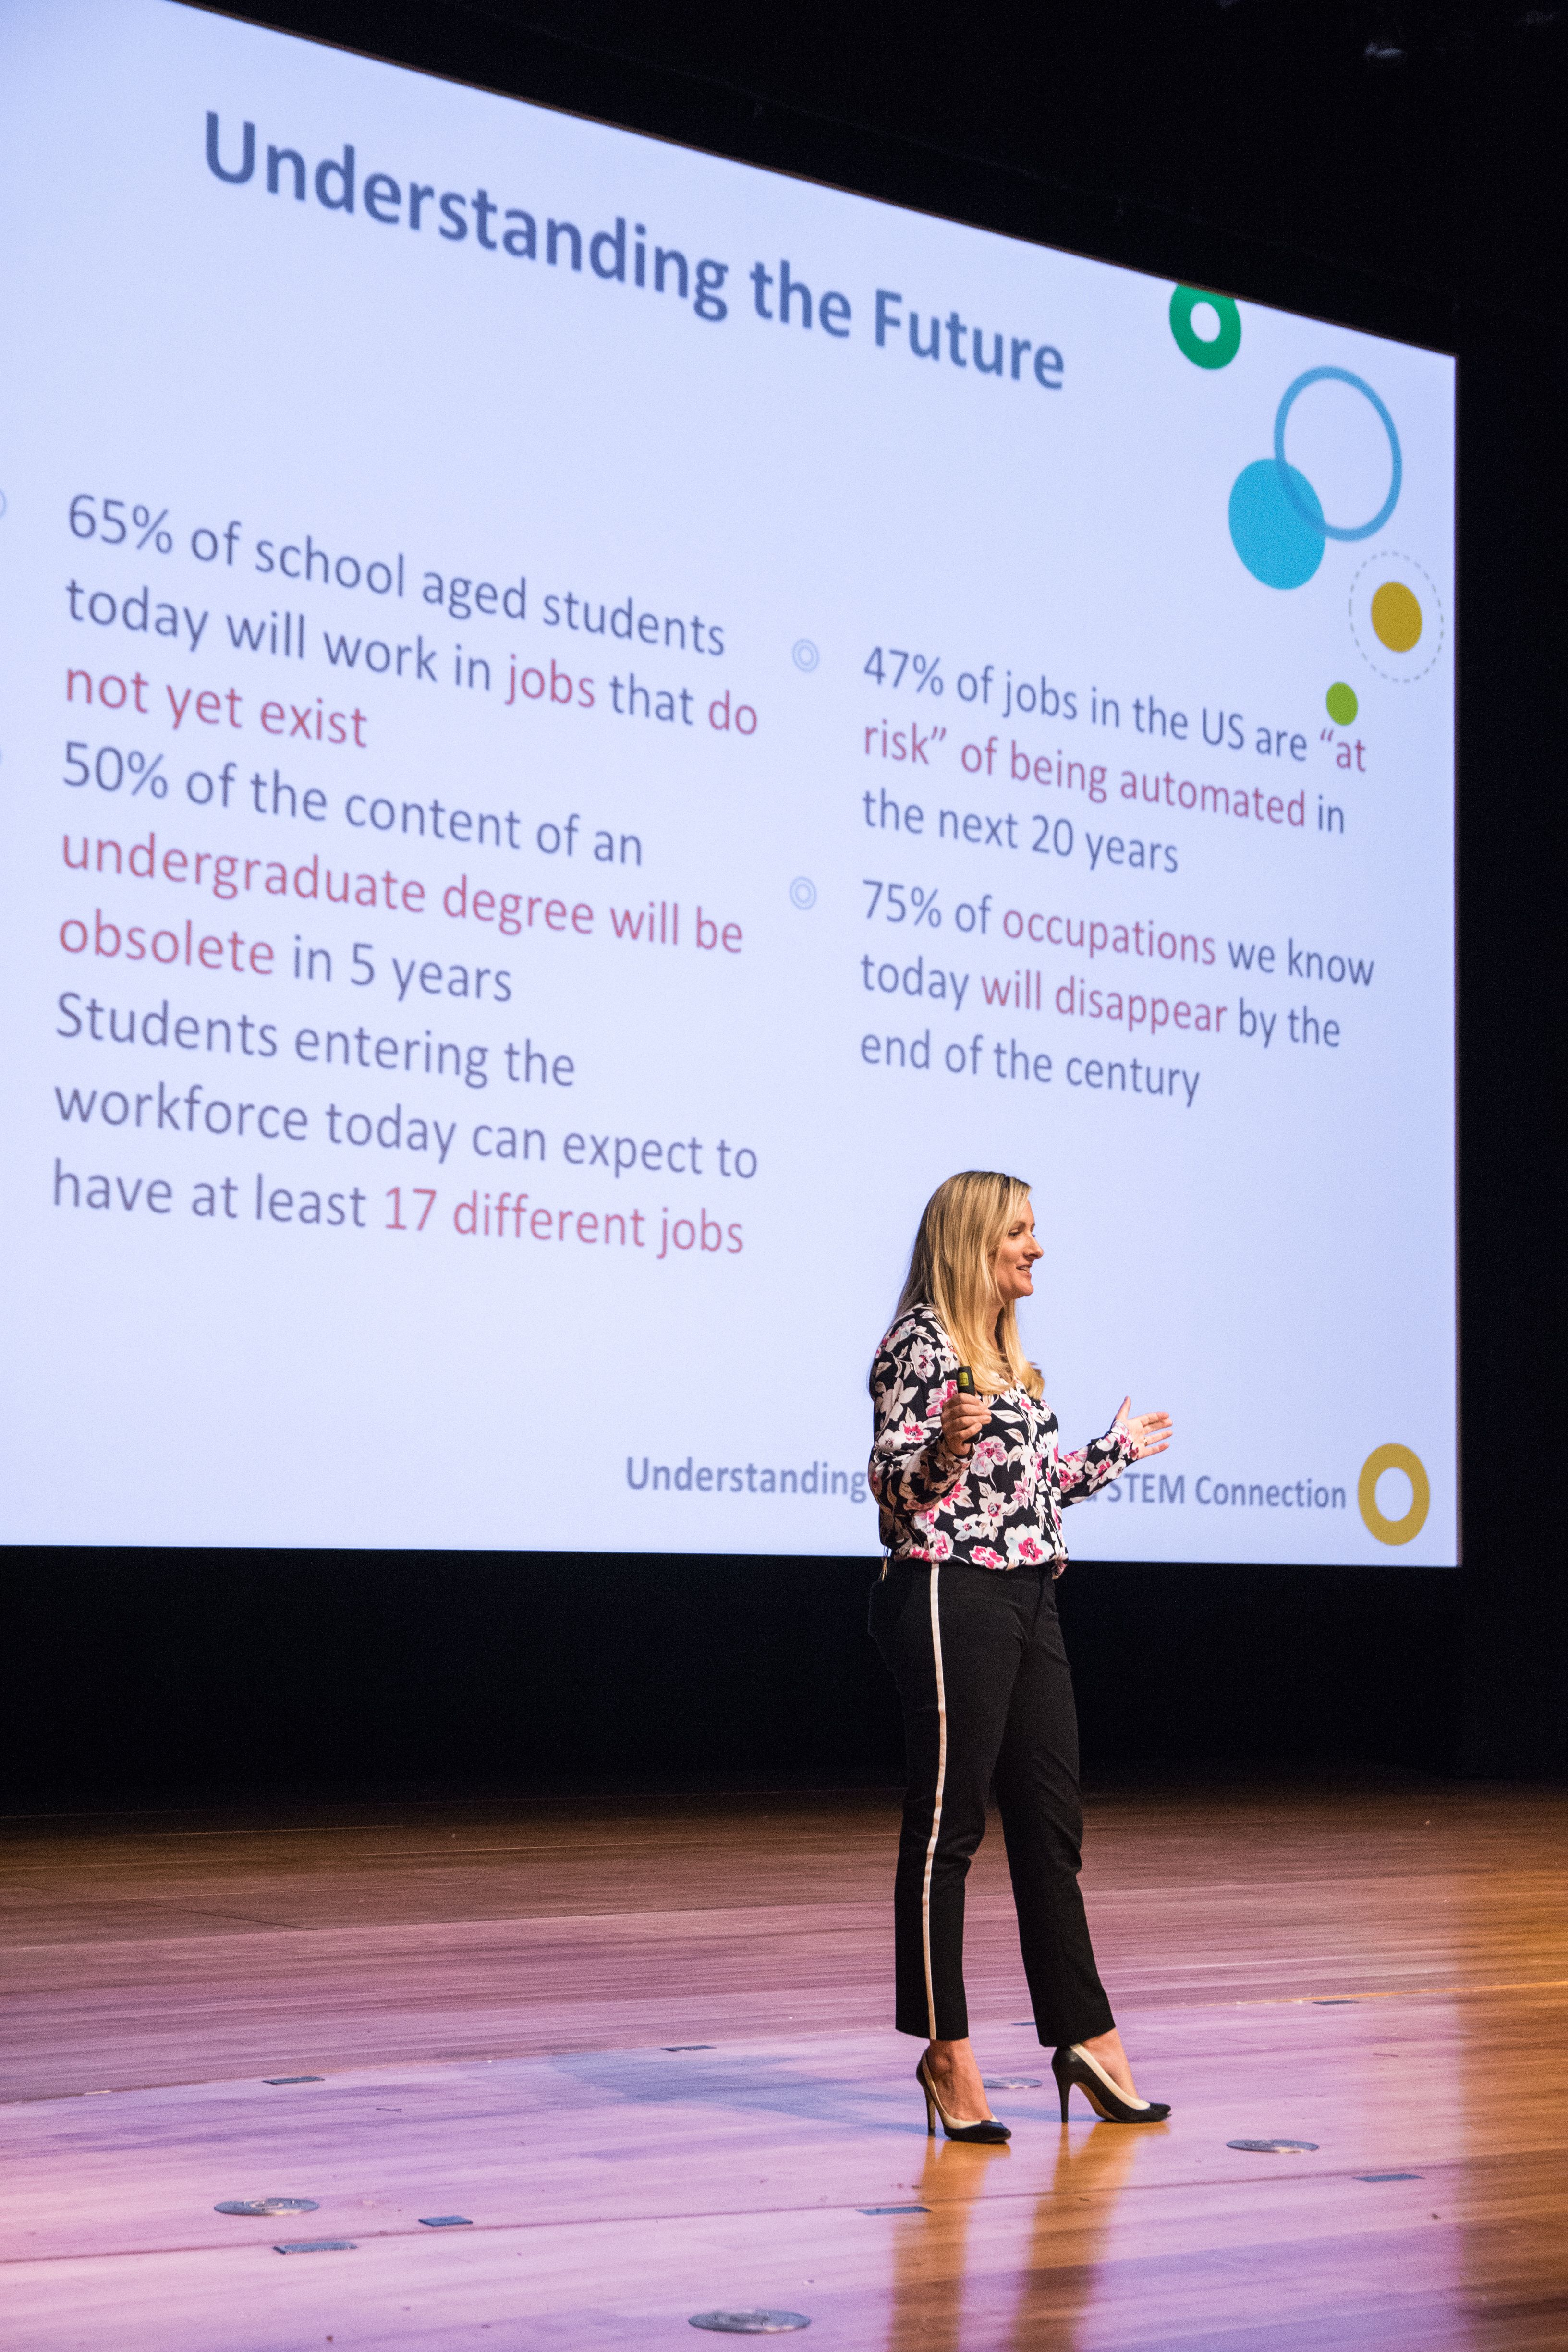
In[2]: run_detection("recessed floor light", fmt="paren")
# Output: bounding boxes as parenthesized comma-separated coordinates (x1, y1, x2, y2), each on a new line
(216, 2199, 318, 2217)
(690, 2315, 810, 2335)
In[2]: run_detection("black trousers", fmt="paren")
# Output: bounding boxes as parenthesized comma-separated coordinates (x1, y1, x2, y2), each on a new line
(868, 1558, 1115, 2048)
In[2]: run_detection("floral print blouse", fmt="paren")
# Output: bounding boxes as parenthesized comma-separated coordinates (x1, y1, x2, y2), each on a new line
(868, 1304, 1137, 1573)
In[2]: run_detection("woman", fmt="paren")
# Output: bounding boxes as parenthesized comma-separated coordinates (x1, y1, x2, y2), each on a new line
(868, 1170, 1172, 2141)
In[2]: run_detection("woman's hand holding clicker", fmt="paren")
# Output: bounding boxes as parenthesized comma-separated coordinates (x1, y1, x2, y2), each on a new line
(939, 1390, 990, 1469)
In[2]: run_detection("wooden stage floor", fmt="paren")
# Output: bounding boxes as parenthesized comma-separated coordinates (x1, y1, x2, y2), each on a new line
(2, 1781, 1566, 2349)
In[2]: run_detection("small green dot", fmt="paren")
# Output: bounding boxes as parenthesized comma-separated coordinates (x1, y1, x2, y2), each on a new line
(1325, 681, 1358, 725)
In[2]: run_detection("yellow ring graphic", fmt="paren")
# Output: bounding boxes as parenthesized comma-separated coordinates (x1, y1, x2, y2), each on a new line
(1357, 1444, 1431, 1545)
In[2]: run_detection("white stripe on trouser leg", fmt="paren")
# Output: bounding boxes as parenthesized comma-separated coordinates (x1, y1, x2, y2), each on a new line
(920, 1566, 948, 2040)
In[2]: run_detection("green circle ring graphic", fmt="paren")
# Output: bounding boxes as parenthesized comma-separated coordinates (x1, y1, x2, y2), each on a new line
(1169, 285, 1241, 369)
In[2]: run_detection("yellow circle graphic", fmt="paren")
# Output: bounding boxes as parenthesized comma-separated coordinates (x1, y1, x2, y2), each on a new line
(1371, 580, 1422, 651)
(1357, 1444, 1431, 1545)
(1348, 552, 1444, 682)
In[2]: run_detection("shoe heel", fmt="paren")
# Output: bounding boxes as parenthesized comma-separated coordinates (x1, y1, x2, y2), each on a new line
(1051, 2048, 1072, 2122)
(916, 2056, 936, 2135)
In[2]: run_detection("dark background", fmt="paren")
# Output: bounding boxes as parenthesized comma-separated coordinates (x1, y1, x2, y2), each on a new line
(4, 0, 1562, 1808)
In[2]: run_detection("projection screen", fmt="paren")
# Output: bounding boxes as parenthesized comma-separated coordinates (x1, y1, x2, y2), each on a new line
(0, 0, 1458, 1561)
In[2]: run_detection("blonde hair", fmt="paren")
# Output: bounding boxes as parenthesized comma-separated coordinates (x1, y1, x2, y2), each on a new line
(891, 1170, 1043, 1399)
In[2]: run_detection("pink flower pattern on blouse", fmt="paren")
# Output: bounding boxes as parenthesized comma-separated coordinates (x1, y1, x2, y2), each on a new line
(868, 1304, 1136, 1574)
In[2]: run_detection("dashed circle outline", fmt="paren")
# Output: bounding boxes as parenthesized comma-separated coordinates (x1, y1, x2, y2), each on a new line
(1348, 551, 1445, 682)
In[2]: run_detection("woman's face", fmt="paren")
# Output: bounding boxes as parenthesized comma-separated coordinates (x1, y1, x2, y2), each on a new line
(992, 1200, 1043, 1304)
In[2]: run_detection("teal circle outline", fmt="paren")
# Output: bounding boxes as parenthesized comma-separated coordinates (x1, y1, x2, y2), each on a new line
(1169, 285, 1241, 370)
(1273, 367, 1402, 541)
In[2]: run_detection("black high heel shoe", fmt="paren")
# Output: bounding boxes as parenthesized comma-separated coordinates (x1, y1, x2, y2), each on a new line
(916, 2054, 1011, 2143)
(1052, 2044, 1170, 2124)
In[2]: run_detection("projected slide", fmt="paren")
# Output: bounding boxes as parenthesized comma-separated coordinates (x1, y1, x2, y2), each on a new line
(0, 0, 1457, 1561)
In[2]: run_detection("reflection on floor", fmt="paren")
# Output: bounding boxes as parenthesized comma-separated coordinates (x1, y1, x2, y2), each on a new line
(3, 1782, 1565, 2347)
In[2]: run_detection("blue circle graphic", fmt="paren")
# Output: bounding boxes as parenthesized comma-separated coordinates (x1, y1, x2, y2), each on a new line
(1273, 367, 1401, 541)
(1228, 459, 1325, 589)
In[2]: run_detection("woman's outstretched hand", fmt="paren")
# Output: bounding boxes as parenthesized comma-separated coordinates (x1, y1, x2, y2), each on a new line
(1113, 1398, 1172, 1459)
